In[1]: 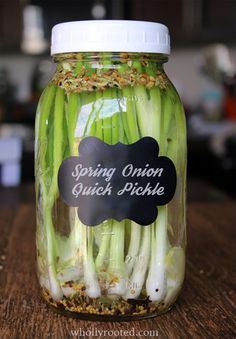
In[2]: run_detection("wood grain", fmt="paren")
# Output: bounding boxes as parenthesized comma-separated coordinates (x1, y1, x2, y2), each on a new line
(0, 202, 236, 339)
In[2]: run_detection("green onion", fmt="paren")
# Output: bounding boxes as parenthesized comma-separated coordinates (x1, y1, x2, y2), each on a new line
(36, 52, 186, 310)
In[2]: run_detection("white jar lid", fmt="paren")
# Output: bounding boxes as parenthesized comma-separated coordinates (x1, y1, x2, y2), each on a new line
(51, 20, 170, 55)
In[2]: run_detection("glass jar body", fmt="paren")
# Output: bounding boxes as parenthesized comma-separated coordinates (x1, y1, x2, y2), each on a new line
(35, 52, 186, 320)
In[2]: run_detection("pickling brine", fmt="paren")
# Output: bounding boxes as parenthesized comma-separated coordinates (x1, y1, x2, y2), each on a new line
(35, 20, 186, 320)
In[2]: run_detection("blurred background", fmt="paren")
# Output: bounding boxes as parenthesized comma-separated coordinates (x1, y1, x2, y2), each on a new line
(0, 0, 236, 204)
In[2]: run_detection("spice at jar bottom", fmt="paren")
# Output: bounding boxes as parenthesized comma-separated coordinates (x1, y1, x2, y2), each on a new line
(35, 20, 187, 321)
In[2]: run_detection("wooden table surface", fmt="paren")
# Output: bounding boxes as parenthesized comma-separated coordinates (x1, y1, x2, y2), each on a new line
(1, 200, 236, 338)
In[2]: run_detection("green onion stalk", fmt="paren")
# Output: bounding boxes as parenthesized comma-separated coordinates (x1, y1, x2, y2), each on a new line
(35, 52, 186, 310)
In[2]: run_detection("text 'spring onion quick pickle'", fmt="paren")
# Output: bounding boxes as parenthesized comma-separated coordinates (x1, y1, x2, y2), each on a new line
(35, 20, 187, 320)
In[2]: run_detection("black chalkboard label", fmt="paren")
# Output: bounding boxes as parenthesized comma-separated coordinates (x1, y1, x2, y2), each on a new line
(58, 137, 176, 226)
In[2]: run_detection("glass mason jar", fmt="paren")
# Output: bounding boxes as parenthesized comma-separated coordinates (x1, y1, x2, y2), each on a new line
(35, 21, 186, 320)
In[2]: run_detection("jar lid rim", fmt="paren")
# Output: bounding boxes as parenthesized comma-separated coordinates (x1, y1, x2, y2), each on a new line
(51, 20, 170, 55)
